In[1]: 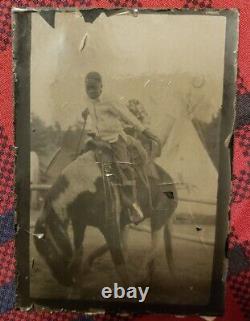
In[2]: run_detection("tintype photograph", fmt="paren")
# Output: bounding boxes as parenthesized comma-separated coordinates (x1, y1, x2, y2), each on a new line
(14, 9, 238, 314)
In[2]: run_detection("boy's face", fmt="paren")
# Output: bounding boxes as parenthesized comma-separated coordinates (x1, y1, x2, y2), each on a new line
(85, 78, 102, 100)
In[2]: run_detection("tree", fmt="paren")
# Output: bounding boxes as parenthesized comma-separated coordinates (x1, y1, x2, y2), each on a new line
(31, 114, 63, 158)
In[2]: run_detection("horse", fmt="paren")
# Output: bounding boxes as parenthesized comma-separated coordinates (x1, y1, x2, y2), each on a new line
(34, 141, 177, 288)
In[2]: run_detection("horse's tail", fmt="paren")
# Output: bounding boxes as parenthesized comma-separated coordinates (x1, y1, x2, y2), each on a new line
(163, 217, 174, 274)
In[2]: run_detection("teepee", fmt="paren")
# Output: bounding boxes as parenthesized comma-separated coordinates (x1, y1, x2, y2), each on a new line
(157, 116, 218, 217)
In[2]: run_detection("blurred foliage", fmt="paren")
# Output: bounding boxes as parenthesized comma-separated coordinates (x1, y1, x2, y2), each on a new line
(31, 114, 63, 160)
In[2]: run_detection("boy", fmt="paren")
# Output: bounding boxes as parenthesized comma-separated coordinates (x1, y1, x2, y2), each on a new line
(83, 71, 150, 223)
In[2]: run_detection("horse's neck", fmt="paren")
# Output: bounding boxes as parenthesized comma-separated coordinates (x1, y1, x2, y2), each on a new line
(62, 151, 101, 188)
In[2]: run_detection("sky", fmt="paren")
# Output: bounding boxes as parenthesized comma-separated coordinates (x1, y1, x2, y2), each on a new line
(31, 11, 226, 130)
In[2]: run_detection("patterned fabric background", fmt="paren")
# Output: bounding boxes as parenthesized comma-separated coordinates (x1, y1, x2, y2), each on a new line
(0, 0, 249, 320)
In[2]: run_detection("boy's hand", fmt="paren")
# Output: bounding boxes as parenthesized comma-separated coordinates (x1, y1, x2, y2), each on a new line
(82, 109, 89, 121)
(143, 129, 162, 157)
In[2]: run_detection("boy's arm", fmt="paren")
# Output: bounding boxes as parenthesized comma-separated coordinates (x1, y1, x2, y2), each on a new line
(112, 102, 162, 156)
(112, 103, 146, 132)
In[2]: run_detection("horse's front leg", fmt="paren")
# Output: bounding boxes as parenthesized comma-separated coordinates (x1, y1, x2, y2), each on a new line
(83, 243, 108, 272)
(102, 224, 130, 287)
(69, 215, 86, 283)
(79, 222, 130, 271)
(121, 224, 130, 262)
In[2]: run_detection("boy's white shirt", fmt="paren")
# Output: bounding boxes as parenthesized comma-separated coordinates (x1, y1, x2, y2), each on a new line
(83, 98, 146, 143)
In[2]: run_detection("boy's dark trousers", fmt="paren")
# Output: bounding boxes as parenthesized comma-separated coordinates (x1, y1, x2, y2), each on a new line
(110, 135, 137, 209)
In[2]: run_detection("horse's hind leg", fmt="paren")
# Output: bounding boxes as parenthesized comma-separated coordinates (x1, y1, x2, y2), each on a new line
(102, 225, 130, 287)
(145, 224, 164, 285)
(164, 218, 174, 274)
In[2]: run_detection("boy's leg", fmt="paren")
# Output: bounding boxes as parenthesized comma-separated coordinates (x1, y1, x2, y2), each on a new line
(111, 137, 135, 204)
(110, 136, 143, 223)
